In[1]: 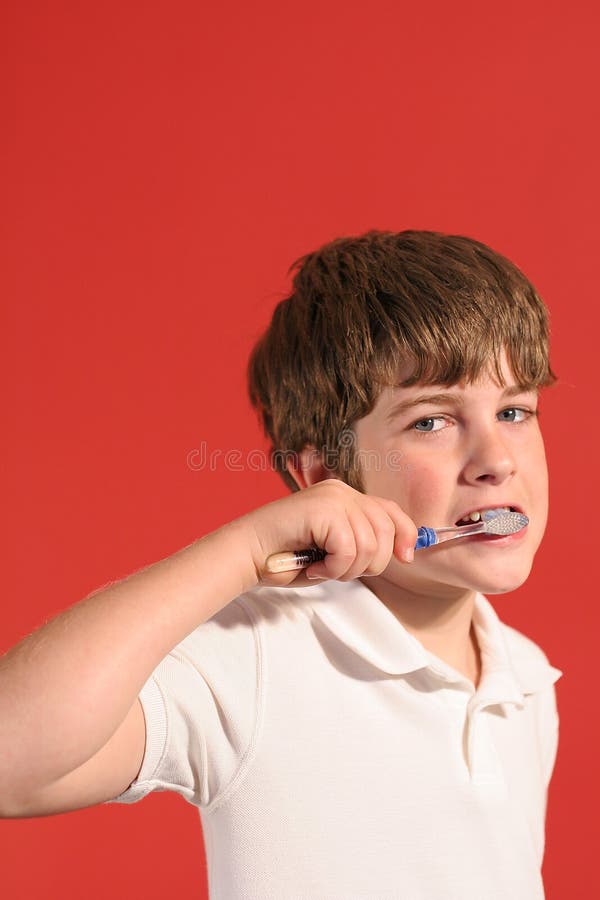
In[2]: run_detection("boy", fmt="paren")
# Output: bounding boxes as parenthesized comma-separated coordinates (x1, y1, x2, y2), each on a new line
(0, 230, 562, 899)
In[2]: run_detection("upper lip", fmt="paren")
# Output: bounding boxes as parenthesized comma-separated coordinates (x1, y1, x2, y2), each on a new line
(454, 503, 524, 525)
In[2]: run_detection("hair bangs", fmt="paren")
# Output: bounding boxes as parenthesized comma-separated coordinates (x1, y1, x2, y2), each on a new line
(368, 286, 556, 392)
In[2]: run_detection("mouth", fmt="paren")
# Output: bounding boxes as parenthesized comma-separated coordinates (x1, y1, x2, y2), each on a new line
(454, 504, 524, 527)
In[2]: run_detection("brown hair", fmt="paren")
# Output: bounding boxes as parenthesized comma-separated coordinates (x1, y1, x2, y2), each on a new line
(247, 229, 557, 493)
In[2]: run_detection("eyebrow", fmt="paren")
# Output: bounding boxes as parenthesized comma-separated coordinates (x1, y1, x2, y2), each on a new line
(384, 384, 537, 424)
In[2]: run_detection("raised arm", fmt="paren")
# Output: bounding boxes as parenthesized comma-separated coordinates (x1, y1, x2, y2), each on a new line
(0, 479, 416, 818)
(0, 519, 258, 817)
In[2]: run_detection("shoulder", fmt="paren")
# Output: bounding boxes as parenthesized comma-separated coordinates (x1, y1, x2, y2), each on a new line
(496, 618, 563, 700)
(223, 581, 330, 626)
(500, 620, 553, 667)
(476, 592, 562, 695)
(173, 583, 322, 658)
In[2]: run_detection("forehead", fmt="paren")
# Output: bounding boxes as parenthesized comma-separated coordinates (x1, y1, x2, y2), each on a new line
(384, 347, 519, 397)
(364, 350, 537, 424)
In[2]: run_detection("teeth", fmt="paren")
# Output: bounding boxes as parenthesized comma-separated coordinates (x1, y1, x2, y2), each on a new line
(458, 506, 511, 525)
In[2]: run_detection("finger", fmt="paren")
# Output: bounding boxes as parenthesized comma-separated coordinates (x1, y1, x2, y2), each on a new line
(358, 505, 398, 575)
(333, 509, 380, 582)
(304, 515, 358, 582)
(368, 496, 418, 563)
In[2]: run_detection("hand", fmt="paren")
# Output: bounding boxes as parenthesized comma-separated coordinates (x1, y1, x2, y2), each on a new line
(237, 478, 418, 589)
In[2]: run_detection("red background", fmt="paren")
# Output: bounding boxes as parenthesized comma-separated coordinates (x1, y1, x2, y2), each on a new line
(2, 1, 598, 897)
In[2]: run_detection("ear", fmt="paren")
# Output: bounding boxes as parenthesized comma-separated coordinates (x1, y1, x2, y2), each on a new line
(285, 444, 339, 490)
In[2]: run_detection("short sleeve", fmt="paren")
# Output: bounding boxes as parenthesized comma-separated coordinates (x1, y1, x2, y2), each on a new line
(103, 595, 262, 809)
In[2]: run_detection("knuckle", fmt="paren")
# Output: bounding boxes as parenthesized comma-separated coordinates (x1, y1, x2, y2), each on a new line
(377, 517, 396, 539)
(337, 568, 360, 582)
(329, 564, 354, 582)
(406, 522, 419, 542)
(364, 548, 394, 576)
(360, 534, 378, 556)
(336, 549, 357, 564)
(336, 572, 353, 582)
(329, 535, 357, 565)
(324, 477, 348, 491)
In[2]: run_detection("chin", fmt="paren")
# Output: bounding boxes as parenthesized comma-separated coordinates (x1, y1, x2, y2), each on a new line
(435, 550, 536, 596)
(475, 580, 529, 595)
(463, 564, 534, 595)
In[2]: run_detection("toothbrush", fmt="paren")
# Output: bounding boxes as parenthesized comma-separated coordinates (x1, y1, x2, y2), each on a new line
(264, 508, 529, 574)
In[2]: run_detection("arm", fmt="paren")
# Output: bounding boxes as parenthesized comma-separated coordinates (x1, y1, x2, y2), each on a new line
(2, 697, 146, 818)
(0, 479, 415, 817)
(0, 519, 259, 816)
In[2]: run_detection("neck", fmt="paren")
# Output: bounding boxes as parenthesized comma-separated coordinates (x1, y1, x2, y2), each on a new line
(359, 576, 482, 688)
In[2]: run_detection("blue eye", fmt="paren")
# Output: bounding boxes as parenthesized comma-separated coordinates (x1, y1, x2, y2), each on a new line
(410, 407, 537, 436)
(498, 408, 527, 422)
(413, 417, 445, 432)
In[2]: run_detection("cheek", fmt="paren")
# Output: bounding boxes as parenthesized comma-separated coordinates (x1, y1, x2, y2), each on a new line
(392, 463, 445, 519)
(530, 452, 549, 527)
(354, 433, 446, 516)
(528, 440, 549, 500)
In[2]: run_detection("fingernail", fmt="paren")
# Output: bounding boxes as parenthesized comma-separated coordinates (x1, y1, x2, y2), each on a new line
(306, 574, 326, 580)
(401, 547, 414, 563)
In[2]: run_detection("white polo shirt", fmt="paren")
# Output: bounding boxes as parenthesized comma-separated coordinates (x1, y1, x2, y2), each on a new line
(107, 578, 562, 900)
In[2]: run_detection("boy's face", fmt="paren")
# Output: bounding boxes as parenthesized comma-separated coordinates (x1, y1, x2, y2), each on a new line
(351, 349, 548, 600)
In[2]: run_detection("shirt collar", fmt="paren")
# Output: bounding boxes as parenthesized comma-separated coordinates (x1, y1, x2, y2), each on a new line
(298, 578, 562, 708)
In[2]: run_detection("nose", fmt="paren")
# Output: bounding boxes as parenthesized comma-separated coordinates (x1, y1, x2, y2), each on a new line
(460, 425, 517, 485)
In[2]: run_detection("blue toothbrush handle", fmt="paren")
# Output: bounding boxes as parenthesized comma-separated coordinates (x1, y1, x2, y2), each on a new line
(415, 526, 437, 549)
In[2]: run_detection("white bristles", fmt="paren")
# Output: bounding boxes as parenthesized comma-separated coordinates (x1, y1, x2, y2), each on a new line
(482, 509, 529, 535)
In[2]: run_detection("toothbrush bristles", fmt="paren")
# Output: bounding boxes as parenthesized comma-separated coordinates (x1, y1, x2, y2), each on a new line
(482, 509, 529, 535)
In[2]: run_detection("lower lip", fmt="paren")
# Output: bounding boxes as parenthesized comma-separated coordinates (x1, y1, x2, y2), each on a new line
(457, 526, 528, 546)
